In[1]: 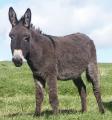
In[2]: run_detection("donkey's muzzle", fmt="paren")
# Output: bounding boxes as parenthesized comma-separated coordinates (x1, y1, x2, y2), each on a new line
(12, 56, 23, 67)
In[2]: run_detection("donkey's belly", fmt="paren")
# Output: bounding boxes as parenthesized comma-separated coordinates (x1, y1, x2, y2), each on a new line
(57, 71, 80, 80)
(56, 53, 89, 80)
(57, 64, 87, 80)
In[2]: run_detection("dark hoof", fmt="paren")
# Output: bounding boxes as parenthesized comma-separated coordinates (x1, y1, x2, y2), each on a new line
(100, 109, 105, 114)
(33, 112, 41, 117)
(99, 105, 105, 114)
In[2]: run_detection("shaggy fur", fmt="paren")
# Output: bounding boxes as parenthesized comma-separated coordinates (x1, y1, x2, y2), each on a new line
(8, 7, 105, 116)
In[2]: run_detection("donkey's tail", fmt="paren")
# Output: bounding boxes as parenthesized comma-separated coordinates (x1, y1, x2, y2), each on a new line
(86, 61, 99, 83)
(86, 67, 91, 83)
(86, 38, 98, 83)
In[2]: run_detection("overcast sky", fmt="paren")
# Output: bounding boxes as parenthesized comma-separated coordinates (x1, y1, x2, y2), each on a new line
(0, 0, 112, 62)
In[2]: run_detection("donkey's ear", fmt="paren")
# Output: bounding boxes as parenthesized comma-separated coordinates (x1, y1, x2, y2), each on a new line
(8, 7, 18, 27)
(23, 8, 31, 28)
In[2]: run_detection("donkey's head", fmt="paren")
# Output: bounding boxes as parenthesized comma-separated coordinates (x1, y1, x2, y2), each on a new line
(8, 7, 32, 67)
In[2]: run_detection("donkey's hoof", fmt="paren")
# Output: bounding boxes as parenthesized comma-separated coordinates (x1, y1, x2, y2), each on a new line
(33, 111, 41, 117)
(100, 108, 105, 114)
(81, 109, 87, 113)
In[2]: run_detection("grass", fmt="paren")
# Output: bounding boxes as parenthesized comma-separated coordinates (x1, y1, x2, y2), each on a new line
(0, 61, 112, 120)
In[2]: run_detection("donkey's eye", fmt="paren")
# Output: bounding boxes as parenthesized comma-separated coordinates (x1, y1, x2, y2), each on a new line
(9, 34, 15, 40)
(24, 35, 30, 42)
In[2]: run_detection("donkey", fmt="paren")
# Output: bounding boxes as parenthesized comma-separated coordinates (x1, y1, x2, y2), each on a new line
(8, 7, 105, 116)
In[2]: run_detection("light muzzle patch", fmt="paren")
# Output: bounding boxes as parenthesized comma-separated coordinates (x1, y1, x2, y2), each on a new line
(13, 49, 24, 60)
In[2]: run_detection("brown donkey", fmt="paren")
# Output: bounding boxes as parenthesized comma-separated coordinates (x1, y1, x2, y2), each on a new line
(8, 7, 105, 116)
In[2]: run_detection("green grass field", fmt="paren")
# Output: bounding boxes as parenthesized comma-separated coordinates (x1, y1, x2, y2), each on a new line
(0, 61, 112, 120)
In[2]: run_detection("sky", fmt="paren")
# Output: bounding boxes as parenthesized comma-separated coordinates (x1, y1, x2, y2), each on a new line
(0, 0, 112, 63)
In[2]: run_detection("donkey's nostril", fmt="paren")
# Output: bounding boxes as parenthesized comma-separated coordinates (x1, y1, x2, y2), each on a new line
(12, 56, 23, 67)
(12, 57, 16, 63)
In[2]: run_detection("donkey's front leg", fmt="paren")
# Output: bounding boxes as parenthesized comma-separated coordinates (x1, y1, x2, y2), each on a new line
(46, 76, 59, 114)
(33, 76, 45, 116)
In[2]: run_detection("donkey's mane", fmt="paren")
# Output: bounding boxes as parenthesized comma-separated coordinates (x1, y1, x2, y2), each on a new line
(29, 23, 55, 47)
(30, 24, 42, 34)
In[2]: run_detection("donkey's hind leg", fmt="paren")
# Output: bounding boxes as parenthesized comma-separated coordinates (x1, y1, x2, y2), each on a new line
(33, 75, 45, 116)
(73, 77, 87, 112)
(86, 62, 105, 113)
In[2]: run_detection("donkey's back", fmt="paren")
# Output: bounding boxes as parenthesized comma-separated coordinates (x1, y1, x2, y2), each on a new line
(52, 33, 96, 80)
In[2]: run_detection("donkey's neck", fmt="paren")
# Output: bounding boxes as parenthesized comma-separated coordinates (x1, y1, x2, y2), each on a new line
(26, 28, 56, 75)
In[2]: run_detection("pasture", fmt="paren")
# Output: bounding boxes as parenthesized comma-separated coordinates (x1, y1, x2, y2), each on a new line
(0, 61, 112, 120)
